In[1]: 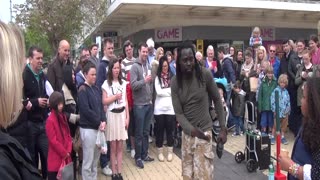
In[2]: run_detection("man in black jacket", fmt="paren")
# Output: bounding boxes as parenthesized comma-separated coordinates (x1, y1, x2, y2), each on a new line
(23, 46, 49, 179)
(279, 40, 300, 135)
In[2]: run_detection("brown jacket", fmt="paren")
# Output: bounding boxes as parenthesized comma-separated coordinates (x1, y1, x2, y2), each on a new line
(47, 56, 67, 91)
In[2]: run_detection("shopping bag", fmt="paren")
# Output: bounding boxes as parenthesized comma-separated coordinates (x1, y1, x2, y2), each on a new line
(96, 130, 108, 154)
(57, 158, 74, 180)
(249, 77, 259, 92)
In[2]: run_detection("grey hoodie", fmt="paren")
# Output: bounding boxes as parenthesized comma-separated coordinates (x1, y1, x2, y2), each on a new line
(130, 58, 153, 105)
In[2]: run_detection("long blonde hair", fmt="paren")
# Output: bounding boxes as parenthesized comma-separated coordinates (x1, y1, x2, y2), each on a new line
(0, 21, 25, 128)
(155, 47, 164, 61)
(255, 46, 267, 70)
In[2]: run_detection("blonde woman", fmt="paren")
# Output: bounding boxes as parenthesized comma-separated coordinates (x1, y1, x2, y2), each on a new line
(0, 21, 42, 179)
(255, 46, 267, 72)
(151, 47, 164, 80)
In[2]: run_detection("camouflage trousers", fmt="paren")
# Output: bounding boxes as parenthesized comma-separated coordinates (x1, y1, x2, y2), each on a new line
(181, 131, 214, 180)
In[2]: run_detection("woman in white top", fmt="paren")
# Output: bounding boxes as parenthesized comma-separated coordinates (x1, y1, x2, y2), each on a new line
(101, 57, 129, 180)
(154, 56, 175, 162)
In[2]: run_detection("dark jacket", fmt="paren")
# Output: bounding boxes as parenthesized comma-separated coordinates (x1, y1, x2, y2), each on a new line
(231, 90, 246, 117)
(222, 57, 236, 84)
(0, 130, 42, 180)
(89, 56, 100, 69)
(96, 58, 109, 90)
(234, 60, 243, 81)
(22, 65, 48, 122)
(62, 84, 78, 137)
(280, 51, 299, 87)
(47, 57, 68, 91)
(288, 52, 301, 87)
(78, 83, 106, 130)
(239, 65, 256, 94)
(7, 110, 29, 148)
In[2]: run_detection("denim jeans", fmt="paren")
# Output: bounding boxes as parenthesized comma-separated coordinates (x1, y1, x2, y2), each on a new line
(133, 104, 153, 160)
(27, 120, 48, 179)
(99, 142, 110, 168)
(234, 116, 244, 134)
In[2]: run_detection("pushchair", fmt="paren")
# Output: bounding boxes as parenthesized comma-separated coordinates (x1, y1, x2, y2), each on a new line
(211, 105, 229, 143)
(173, 121, 182, 148)
(234, 101, 271, 172)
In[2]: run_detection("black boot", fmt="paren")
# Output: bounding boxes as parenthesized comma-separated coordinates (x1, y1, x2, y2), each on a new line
(117, 173, 123, 180)
(111, 174, 118, 180)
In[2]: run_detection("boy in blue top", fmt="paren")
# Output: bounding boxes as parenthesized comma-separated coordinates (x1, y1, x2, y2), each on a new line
(270, 74, 291, 145)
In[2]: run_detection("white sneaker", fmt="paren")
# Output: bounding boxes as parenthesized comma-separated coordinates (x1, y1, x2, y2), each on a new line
(149, 136, 153, 143)
(101, 165, 112, 176)
(131, 149, 135, 159)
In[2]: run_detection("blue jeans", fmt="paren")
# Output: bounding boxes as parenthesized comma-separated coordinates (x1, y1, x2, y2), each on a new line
(99, 142, 110, 168)
(260, 111, 274, 129)
(234, 116, 244, 134)
(133, 104, 153, 160)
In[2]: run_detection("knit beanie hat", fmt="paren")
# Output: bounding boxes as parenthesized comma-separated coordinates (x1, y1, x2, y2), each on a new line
(49, 91, 64, 109)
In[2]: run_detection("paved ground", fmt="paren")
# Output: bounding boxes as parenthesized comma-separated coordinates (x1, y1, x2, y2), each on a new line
(76, 129, 294, 180)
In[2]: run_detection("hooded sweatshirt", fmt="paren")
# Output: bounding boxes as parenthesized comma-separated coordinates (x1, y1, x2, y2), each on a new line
(130, 58, 153, 105)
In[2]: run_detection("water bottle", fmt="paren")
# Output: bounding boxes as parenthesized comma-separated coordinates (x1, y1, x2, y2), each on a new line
(268, 161, 274, 180)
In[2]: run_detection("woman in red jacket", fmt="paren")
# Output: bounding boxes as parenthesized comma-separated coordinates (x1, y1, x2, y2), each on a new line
(46, 91, 72, 180)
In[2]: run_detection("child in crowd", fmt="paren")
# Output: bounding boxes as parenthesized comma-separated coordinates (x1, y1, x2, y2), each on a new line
(256, 60, 271, 101)
(102, 58, 129, 180)
(258, 66, 277, 135)
(249, 26, 263, 48)
(46, 91, 72, 180)
(270, 74, 291, 145)
(231, 81, 246, 136)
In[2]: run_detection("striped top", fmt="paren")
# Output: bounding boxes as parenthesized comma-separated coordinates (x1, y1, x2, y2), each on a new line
(121, 57, 135, 81)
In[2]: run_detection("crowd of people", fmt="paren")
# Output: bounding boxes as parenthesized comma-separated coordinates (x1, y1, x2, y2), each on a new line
(0, 20, 320, 180)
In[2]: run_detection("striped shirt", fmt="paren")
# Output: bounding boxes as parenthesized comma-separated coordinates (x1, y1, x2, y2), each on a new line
(121, 57, 135, 81)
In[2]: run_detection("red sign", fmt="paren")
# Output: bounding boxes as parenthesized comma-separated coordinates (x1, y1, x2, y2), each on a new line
(155, 27, 182, 42)
(259, 27, 275, 41)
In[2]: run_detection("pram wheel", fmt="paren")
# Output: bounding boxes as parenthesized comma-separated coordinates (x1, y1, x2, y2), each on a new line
(234, 151, 244, 163)
(246, 159, 258, 172)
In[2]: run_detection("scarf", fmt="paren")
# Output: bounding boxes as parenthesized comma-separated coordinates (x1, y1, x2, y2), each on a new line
(242, 61, 254, 73)
(161, 72, 170, 88)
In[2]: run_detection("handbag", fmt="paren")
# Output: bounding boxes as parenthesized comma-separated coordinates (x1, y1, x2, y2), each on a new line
(73, 127, 81, 152)
(57, 157, 74, 180)
(249, 77, 259, 92)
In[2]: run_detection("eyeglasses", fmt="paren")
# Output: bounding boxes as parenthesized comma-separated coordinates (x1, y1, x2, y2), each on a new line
(269, 50, 276, 53)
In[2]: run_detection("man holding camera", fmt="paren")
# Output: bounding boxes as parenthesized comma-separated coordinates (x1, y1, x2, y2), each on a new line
(23, 46, 49, 179)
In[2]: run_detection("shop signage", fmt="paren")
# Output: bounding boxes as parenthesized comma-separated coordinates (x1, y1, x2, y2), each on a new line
(155, 27, 182, 42)
(259, 27, 275, 41)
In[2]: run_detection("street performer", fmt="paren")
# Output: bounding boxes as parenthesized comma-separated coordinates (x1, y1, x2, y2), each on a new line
(171, 42, 227, 180)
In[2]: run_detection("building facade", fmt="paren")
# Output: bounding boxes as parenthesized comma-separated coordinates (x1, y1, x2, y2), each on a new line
(80, 0, 320, 55)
